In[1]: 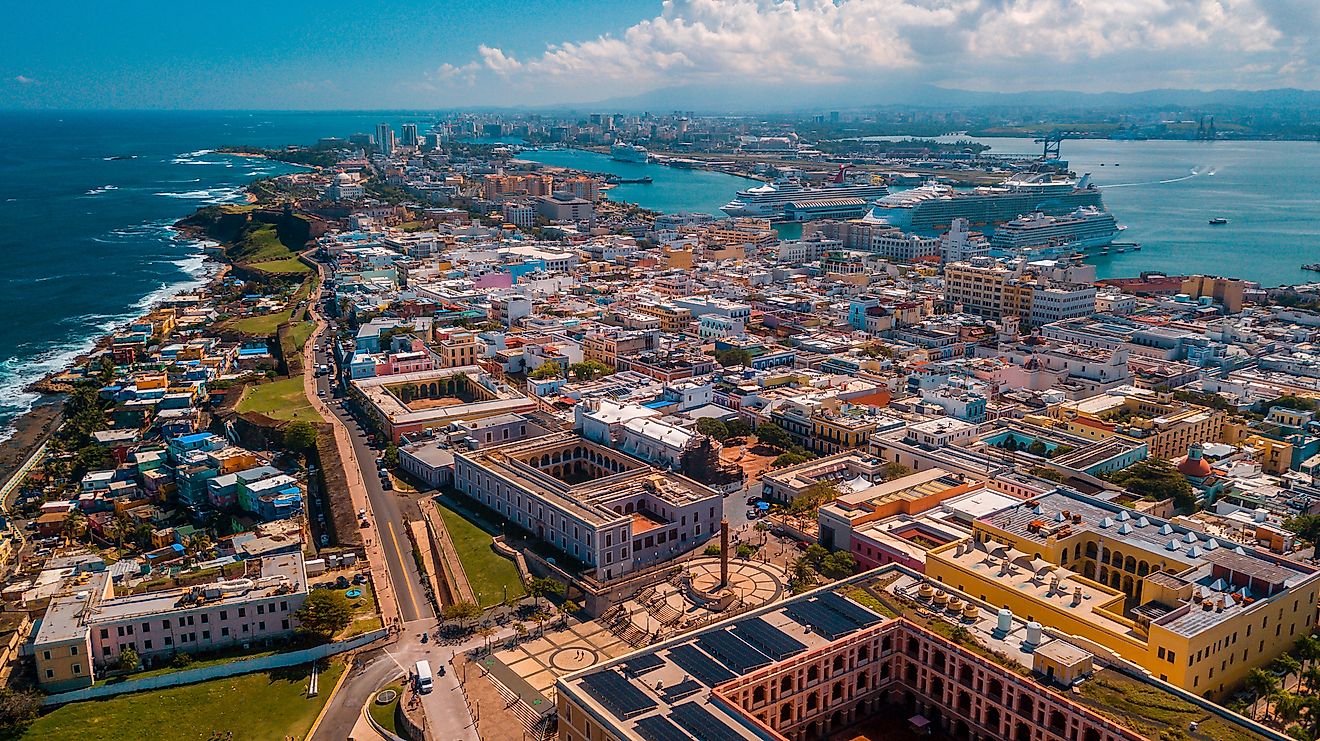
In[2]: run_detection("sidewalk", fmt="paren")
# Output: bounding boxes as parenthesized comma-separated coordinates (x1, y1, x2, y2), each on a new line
(302, 262, 401, 628)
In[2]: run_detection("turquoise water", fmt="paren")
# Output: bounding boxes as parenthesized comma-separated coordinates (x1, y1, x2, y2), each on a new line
(530, 140, 1320, 287)
(963, 137, 1320, 287)
(519, 148, 754, 216)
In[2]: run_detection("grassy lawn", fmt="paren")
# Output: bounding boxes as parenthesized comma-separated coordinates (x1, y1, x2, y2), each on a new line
(285, 320, 315, 353)
(236, 377, 322, 422)
(249, 256, 311, 274)
(367, 681, 404, 737)
(230, 223, 298, 264)
(95, 648, 282, 687)
(1075, 671, 1269, 741)
(433, 496, 526, 607)
(228, 306, 293, 335)
(25, 660, 345, 741)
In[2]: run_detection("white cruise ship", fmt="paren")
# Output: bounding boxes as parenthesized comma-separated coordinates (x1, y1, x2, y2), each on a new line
(610, 142, 649, 163)
(990, 206, 1120, 252)
(721, 176, 889, 219)
(863, 173, 1103, 234)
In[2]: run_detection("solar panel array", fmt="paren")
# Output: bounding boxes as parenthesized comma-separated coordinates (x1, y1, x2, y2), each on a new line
(731, 617, 808, 661)
(697, 630, 773, 674)
(580, 669, 658, 719)
(784, 591, 883, 640)
(817, 591, 885, 627)
(634, 715, 694, 741)
(623, 653, 666, 677)
(671, 702, 748, 741)
(659, 678, 703, 702)
(668, 644, 736, 686)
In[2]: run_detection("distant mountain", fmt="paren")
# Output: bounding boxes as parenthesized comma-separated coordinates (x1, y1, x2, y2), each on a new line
(568, 83, 1320, 114)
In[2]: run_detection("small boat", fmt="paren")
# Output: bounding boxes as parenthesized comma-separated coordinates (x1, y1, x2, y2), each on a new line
(1303, 263, 1320, 272)
(1209, 217, 1229, 225)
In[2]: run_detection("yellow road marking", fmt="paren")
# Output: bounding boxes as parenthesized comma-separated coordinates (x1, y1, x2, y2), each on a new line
(387, 520, 420, 617)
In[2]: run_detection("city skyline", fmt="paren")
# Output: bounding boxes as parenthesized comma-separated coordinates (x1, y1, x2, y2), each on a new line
(7, 0, 1320, 110)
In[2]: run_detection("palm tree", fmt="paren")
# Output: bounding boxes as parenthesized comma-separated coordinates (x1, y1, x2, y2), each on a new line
(1246, 668, 1279, 719)
(186, 533, 214, 561)
(1296, 633, 1320, 670)
(1274, 654, 1302, 690)
(62, 510, 88, 544)
(1303, 665, 1320, 693)
(1274, 691, 1303, 727)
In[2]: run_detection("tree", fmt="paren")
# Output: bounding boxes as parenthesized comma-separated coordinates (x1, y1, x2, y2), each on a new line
(1299, 634, 1320, 671)
(294, 589, 354, 639)
(62, 510, 88, 543)
(441, 600, 482, 629)
(1275, 653, 1303, 681)
(1026, 440, 1049, 456)
(172, 651, 193, 668)
(754, 423, 792, 451)
(283, 420, 319, 455)
(694, 418, 730, 441)
(528, 577, 564, 610)
(528, 363, 564, 380)
(879, 462, 912, 482)
(773, 452, 812, 467)
(569, 360, 613, 381)
(788, 480, 841, 515)
(0, 687, 41, 738)
(1246, 668, 1279, 717)
(716, 348, 753, 368)
(1109, 459, 1197, 512)
(383, 442, 400, 469)
(818, 551, 858, 579)
(1285, 515, 1320, 545)
(725, 419, 751, 438)
(1030, 466, 1067, 483)
(117, 647, 141, 673)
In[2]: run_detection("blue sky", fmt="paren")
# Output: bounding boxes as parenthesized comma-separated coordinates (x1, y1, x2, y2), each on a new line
(6, 0, 1320, 109)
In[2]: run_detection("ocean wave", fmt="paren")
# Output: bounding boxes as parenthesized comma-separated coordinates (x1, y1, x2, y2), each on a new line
(84, 185, 118, 196)
(0, 223, 221, 443)
(153, 186, 245, 205)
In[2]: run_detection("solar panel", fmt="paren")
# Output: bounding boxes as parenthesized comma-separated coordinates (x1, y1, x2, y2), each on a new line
(697, 630, 773, 674)
(671, 703, 747, 741)
(580, 670, 658, 719)
(731, 617, 808, 661)
(817, 591, 884, 627)
(660, 678, 703, 702)
(635, 715, 694, 741)
(623, 653, 666, 677)
(668, 644, 735, 686)
(784, 599, 858, 640)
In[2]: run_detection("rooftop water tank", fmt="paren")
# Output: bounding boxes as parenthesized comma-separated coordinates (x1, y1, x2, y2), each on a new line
(1026, 621, 1043, 646)
(997, 608, 1013, 634)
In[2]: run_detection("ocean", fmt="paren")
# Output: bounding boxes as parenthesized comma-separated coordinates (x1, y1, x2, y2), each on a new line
(1, 111, 1318, 439)
(0, 111, 441, 440)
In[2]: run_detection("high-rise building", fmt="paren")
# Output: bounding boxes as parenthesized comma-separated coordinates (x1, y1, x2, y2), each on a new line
(375, 123, 395, 156)
(400, 123, 419, 148)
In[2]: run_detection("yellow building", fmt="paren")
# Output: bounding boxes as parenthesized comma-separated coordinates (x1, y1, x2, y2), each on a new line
(660, 245, 694, 269)
(925, 489, 1320, 699)
(435, 331, 480, 368)
(1181, 275, 1246, 313)
(634, 303, 692, 333)
(1044, 386, 1225, 460)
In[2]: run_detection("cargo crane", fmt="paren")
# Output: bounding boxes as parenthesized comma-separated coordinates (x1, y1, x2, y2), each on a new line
(1034, 130, 1084, 161)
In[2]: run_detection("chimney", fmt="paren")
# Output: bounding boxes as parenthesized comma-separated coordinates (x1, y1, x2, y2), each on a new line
(1072, 586, 1083, 607)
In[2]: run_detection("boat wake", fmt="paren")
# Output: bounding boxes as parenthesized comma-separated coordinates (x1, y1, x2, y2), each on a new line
(84, 185, 118, 196)
(153, 186, 245, 205)
(1101, 167, 1212, 189)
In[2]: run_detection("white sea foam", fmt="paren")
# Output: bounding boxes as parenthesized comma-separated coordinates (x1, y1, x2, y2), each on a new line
(153, 186, 245, 204)
(84, 185, 118, 196)
(0, 224, 219, 445)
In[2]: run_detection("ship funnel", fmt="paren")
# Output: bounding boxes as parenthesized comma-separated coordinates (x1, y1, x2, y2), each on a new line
(1077, 173, 1092, 189)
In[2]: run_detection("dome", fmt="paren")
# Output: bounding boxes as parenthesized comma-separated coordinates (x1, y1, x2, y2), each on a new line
(1177, 455, 1212, 478)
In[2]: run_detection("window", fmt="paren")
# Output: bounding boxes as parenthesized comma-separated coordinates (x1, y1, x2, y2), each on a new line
(220, 610, 228, 621)
(221, 627, 230, 637)
(163, 619, 171, 629)
(72, 664, 81, 675)
(45, 669, 53, 679)
(144, 640, 152, 650)
(69, 646, 78, 656)
(238, 608, 246, 618)
(142, 623, 151, 633)
(100, 629, 108, 640)
(201, 614, 209, 624)
(41, 651, 50, 661)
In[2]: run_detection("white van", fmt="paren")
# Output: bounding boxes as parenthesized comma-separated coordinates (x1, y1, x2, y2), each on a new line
(415, 660, 433, 694)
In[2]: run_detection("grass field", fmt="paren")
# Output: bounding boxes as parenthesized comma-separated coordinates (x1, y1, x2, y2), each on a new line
(230, 223, 297, 264)
(24, 661, 345, 741)
(248, 256, 311, 274)
(433, 496, 526, 607)
(228, 307, 293, 335)
(95, 649, 280, 687)
(236, 377, 322, 422)
(285, 320, 315, 353)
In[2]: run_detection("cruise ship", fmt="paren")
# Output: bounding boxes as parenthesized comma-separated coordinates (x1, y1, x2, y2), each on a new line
(990, 206, 1121, 253)
(610, 142, 649, 163)
(721, 174, 889, 219)
(863, 173, 1103, 234)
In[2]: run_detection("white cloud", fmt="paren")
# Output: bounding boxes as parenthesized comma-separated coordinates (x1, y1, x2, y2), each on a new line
(13, 75, 40, 86)
(425, 0, 1315, 104)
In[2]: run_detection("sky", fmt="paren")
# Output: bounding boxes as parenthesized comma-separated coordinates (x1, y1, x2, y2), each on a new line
(5, 0, 1320, 110)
